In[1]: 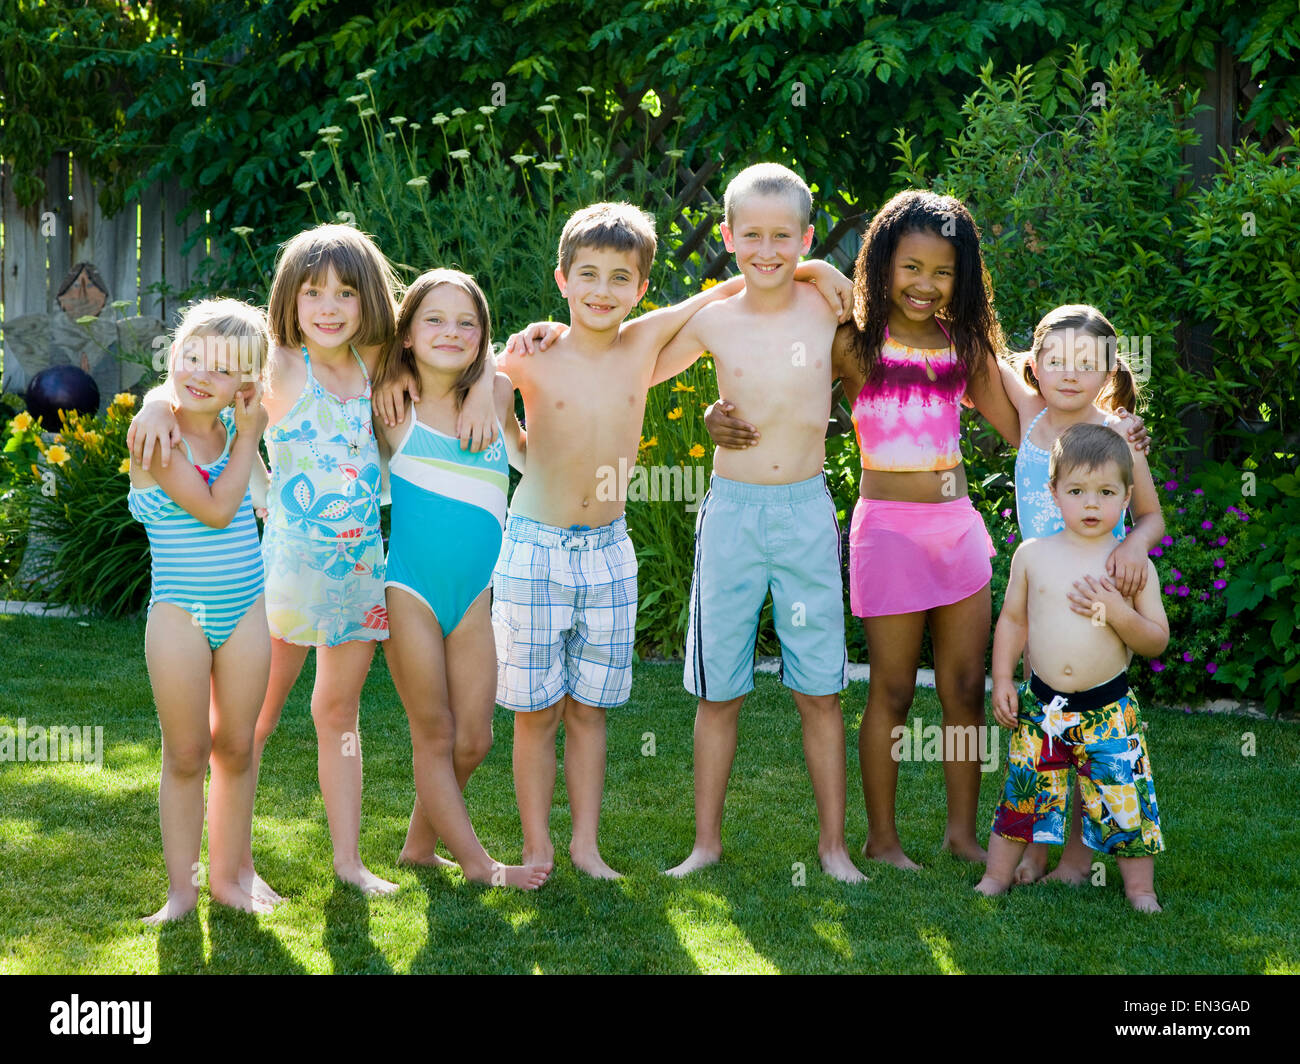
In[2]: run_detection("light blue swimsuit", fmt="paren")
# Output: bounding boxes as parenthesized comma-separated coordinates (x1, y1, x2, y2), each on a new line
(385, 416, 509, 633)
(128, 407, 264, 649)
(1015, 408, 1126, 541)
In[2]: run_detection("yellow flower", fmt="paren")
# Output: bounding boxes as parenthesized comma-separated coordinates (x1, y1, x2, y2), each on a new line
(113, 393, 136, 409)
(118, 457, 131, 474)
(10, 411, 33, 433)
(641, 300, 660, 311)
(46, 444, 70, 466)
(688, 443, 706, 458)
(639, 435, 658, 452)
(666, 407, 683, 420)
(82, 431, 101, 447)
(671, 382, 695, 393)
(701, 278, 719, 290)
(53, 433, 63, 444)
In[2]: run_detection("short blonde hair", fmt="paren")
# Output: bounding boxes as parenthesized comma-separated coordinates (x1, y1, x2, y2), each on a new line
(267, 224, 398, 350)
(557, 202, 657, 284)
(723, 163, 812, 229)
(1050, 423, 1134, 489)
(171, 298, 268, 385)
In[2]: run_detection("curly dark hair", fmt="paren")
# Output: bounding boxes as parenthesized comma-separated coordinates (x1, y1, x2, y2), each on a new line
(849, 189, 1004, 386)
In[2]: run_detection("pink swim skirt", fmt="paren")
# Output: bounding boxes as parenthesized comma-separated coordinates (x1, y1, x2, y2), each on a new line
(849, 496, 995, 617)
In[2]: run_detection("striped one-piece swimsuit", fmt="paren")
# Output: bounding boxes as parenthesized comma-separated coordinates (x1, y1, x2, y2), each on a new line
(127, 407, 264, 649)
(385, 415, 508, 634)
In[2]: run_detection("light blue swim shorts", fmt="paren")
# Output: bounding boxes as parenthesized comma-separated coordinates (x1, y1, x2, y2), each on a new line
(684, 472, 848, 702)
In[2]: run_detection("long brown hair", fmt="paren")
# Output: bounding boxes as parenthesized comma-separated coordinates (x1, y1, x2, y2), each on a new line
(379, 269, 492, 410)
(849, 189, 1004, 385)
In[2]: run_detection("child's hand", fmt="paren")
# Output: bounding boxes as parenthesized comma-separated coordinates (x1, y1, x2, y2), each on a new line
(1067, 574, 1126, 621)
(506, 321, 568, 356)
(703, 400, 759, 449)
(374, 371, 418, 427)
(1113, 408, 1151, 455)
(456, 382, 499, 453)
(126, 401, 182, 471)
(1105, 538, 1149, 598)
(233, 383, 268, 437)
(991, 679, 1020, 729)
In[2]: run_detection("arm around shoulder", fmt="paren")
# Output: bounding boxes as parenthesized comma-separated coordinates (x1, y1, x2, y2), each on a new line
(494, 371, 526, 472)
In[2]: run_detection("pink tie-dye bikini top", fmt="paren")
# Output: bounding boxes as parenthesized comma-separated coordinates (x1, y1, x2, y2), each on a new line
(851, 324, 965, 472)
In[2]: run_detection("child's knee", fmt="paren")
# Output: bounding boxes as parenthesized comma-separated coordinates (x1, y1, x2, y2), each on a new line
(310, 693, 359, 734)
(163, 738, 212, 778)
(455, 724, 493, 768)
(210, 728, 254, 770)
(867, 683, 914, 721)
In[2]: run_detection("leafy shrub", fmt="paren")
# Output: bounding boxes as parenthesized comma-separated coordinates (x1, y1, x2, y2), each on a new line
(7, 396, 150, 615)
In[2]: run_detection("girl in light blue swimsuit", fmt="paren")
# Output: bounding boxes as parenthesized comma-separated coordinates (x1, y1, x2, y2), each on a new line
(127, 299, 277, 924)
(997, 303, 1166, 886)
(375, 269, 546, 889)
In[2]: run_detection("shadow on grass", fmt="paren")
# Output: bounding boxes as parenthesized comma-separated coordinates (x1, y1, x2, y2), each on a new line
(208, 904, 306, 974)
(323, 879, 394, 974)
(157, 911, 205, 975)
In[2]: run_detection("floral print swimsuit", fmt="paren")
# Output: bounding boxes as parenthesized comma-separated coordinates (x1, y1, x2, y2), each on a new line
(261, 346, 388, 645)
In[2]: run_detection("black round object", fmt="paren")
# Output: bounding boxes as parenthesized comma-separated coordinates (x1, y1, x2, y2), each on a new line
(26, 365, 100, 426)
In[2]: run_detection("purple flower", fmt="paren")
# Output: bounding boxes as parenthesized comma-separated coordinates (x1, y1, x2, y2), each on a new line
(1177, 585, 1189, 597)
(1216, 535, 1228, 546)
(1220, 641, 1233, 652)
(1193, 488, 1204, 496)
(1226, 505, 1240, 515)
(1163, 480, 1178, 491)
(1239, 512, 1250, 522)
(1149, 547, 1164, 557)
(1201, 520, 1213, 530)
(1214, 558, 1225, 569)
(1151, 660, 1165, 673)
(1213, 579, 1227, 591)
(1161, 535, 1173, 546)
(1188, 536, 1196, 545)
(1199, 592, 1210, 601)
(1177, 508, 1186, 515)
(1000, 508, 1011, 518)
(1171, 568, 1182, 580)
(1006, 533, 1016, 544)
(1206, 662, 1218, 675)
(1164, 584, 1176, 595)
(1182, 650, 1193, 663)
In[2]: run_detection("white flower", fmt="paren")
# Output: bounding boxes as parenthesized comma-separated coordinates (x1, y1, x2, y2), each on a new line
(406, 176, 429, 188)
(510, 154, 535, 165)
(298, 149, 316, 160)
(296, 181, 316, 191)
(408, 122, 422, 132)
(359, 108, 377, 118)
(573, 113, 586, 122)
(589, 170, 604, 180)
(474, 123, 485, 132)
(384, 131, 396, 139)
(231, 226, 254, 237)
(318, 125, 342, 137)
(432, 113, 449, 126)
(665, 149, 685, 159)
(545, 94, 560, 103)
(450, 149, 471, 160)
(537, 104, 556, 114)
(347, 94, 366, 104)
(537, 161, 562, 172)
(577, 85, 595, 95)
(390, 116, 408, 126)
(451, 107, 467, 116)
(478, 105, 497, 115)
(356, 68, 376, 81)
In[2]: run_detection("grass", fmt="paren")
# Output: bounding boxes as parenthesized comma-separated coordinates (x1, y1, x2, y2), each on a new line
(1, 613, 1297, 975)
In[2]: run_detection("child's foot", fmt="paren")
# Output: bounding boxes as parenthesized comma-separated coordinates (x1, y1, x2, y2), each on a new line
(211, 881, 275, 915)
(1013, 849, 1049, 884)
(465, 862, 551, 890)
(334, 860, 399, 896)
(973, 875, 1011, 897)
(570, 844, 622, 880)
(1127, 891, 1162, 913)
(940, 836, 988, 863)
(819, 846, 868, 884)
(239, 866, 283, 905)
(521, 844, 555, 873)
(397, 847, 459, 869)
(664, 846, 722, 878)
(142, 889, 199, 925)
(862, 839, 922, 871)
(1044, 857, 1092, 886)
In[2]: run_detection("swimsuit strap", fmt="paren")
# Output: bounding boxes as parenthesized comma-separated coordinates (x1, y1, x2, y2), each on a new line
(1023, 406, 1048, 446)
(883, 317, 953, 347)
(301, 343, 371, 400)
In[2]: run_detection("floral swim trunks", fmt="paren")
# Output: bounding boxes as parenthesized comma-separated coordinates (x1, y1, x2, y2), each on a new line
(992, 671, 1164, 857)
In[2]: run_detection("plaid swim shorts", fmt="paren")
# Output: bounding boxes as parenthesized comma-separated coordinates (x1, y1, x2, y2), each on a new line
(492, 514, 638, 713)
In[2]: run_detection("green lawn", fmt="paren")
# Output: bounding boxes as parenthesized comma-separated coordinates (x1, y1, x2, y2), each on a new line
(1, 613, 1297, 974)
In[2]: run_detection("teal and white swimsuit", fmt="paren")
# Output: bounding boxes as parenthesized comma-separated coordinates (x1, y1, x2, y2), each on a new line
(385, 415, 508, 633)
(128, 407, 264, 649)
(1015, 408, 1127, 541)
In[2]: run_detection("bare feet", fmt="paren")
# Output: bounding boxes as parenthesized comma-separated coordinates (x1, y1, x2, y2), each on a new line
(862, 838, 923, 871)
(664, 846, 722, 878)
(521, 845, 555, 873)
(239, 866, 283, 905)
(465, 862, 550, 890)
(941, 836, 988, 863)
(570, 844, 622, 880)
(211, 882, 275, 915)
(973, 875, 1011, 897)
(1013, 847, 1049, 884)
(142, 889, 199, 925)
(1044, 858, 1092, 886)
(819, 846, 868, 884)
(334, 860, 399, 896)
(1127, 892, 1162, 913)
(397, 848, 459, 869)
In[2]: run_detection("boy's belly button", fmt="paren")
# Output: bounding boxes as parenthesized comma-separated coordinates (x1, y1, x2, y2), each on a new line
(1063, 664, 1073, 676)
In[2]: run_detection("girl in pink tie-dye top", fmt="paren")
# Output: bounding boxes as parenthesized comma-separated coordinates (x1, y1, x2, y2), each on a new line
(830, 189, 1022, 873)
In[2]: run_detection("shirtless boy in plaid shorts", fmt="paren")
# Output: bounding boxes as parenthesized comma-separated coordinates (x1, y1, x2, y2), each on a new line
(497, 203, 850, 878)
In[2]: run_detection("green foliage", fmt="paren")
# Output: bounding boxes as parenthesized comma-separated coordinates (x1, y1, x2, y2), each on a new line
(9, 399, 150, 615)
(1180, 135, 1300, 436)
